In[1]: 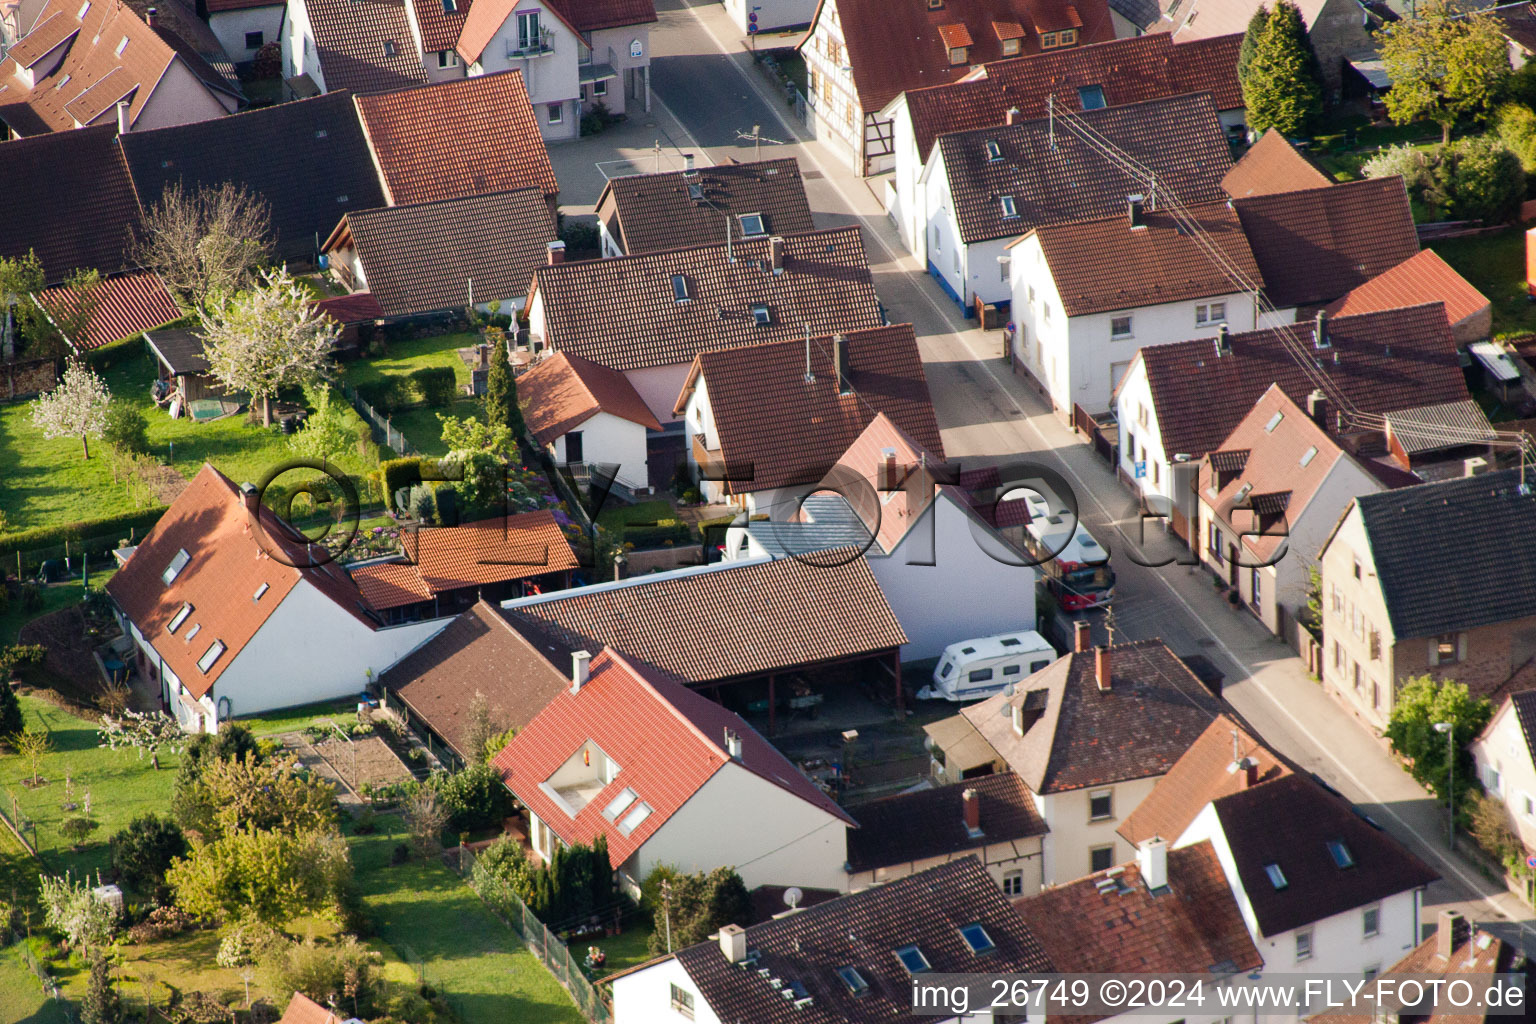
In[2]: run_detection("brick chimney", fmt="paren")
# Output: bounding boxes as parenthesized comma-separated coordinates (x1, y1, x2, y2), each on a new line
(1074, 618, 1092, 652)
(1244, 760, 1259, 788)
(239, 482, 260, 516)
(1307, 389, 1329, 430)
(1127, 194, 1146, 229)
(769, 235, 785, 273)
(1095, 646, 1111, 691)
(833, 333, 850, 394)
(718, 923, 747, 963)
(571, 650, 591, 692)
(1436, 910, 1464, 960)
(1005, 105, 1020, 125)
(961, 787, 981, 836)
(546, 240, 566, 265)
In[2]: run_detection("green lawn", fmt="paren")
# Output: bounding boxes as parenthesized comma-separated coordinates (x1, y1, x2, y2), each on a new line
(596, 500, 674, 530)
(0, 944, 70, 1024)
(0, 349, 374, 533)
(231, 697, 362, 738)
(340, 332, 484, 457)
(1431, 228, 1536, 337)
(351, 816, 583, 1024)
(591, 919, 658, 981)
(0, 695, 179, 882)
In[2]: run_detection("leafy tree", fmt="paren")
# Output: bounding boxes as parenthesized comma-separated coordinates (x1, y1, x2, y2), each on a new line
(288, 383, 354, 462)
(1241, 0, 1323, 138)
(483, 725, 517, 764)
(438, 414, 515, 455)
(38, 871, 117, 955)
(175, 753, 337, 843)
(0, 251, 48, 360)
(109, 814, 188, 892)
(0, 678, 22, 740)
(60, 816, 100, 850)
(99, 709, 184, 770)
(199, 268, 337, 426)
(483, 329, 525, 442)
(646, 865, 748, 954)
(101, 400, 150, 456)
(1494, 102, 1536, 172)
(1384, 675, 1491, 809)
(438, 414, 516, 512)
(1432, 136, 1525, 223)
(433, 763, 516, 832)
(31, 359, 112, 459)
(1237, 5, 1269, 86)
(462, 691, 507, 766)
(260, 935, 381, 1019)
(132, 182, 274, 310)
(81, 955, 124, 1024)
(1379, 0, 1510, 144)
(167, 826, 352, 925)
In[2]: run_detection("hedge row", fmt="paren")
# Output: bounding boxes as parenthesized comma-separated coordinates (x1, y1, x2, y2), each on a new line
(355, 367, 457, 414)
(0, 506, 169, 575)
(379, 456, 442, 512)
(622, 519, 693, 550)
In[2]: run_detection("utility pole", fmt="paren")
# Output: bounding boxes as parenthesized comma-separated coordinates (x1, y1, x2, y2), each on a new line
(660, 878, 674, 952)
(654, 140, 662, 173)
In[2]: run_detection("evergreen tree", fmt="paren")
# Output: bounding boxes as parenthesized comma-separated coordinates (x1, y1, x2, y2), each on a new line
(1242, 0, 1324, 138)
(483, 330, 525, 443)
(1237, 5, 1269, 86)
(0, 676, 22, 739)
(80, 956, 123, 1024)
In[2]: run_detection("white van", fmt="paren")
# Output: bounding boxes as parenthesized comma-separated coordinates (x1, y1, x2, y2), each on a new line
(919, 630, 1058, 701)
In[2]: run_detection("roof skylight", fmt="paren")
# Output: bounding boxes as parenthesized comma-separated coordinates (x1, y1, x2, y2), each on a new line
(671, 274, 690, 303)
(1299, 445, 1318, 467)
(836, 966, 869, 997)
(603, 786, 638, 821)
(894, 945, 931, 974)
(1264, 411, 1284, 433)
(197, 639, 226, 673)
(959, 924, 995, 955)
(617, 800, 653, 836)
(1264, 862, 1287, 890)
(167, 602, 193, 634)
(1325, 839, 1355, 869)
(162, 548, 190, 585)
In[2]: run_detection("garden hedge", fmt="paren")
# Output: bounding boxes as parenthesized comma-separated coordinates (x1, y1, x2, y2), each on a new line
(355, 376, 411, 414)
(621, 519, 693, 550)
(380, 456, 440, 512)
(409, 367, 456, 409)
(0, 506, 168, 575)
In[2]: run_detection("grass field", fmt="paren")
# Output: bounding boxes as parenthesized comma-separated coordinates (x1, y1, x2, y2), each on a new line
(0, 576, 111, 646)
(1432, 229, 1536, 337)
(341, 332, 484, 458)
(230, 697, 362, 738)
(351, 816, 583, 1024)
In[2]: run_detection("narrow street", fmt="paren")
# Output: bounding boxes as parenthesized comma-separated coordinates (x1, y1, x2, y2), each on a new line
(638, 0, 1536, 953)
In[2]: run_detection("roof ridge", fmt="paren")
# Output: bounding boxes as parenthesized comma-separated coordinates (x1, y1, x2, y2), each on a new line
(601, 648, 728, 769)
(539, 222, 863, 272)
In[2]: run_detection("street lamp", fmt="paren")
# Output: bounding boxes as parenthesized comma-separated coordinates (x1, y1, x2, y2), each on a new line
(1434, 721, 1455, 851)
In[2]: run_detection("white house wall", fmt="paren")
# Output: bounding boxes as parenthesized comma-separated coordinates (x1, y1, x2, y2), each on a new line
(550, 410, 650, 491)
(209, 6, 284, 64)
(586, 25, 650, 117)
(1472, 701, 1536, 852)
(846, 834, 1044, 894)
(1036, 776, 1157, 886)
(800, 0, 862, 171)
(282, 0, 323, 91)
(466, 0, 580, 140)
(612, 956, 726, 1024)
(638, 761, 851, 892)
(629, 362, 691, 427)
(724, 0, 816, 33)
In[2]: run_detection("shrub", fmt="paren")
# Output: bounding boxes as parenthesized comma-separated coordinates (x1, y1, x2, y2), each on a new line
(110, 814, 188, 893)
(1495, 102, 1536, 172)
(623, 519, 693, 549)
(252, 40, 282, 79)
(1440, 136, 1525, 223)
(0, 679, 19, 738)
(124, 904, 193, 943)
(380, 456, 435, 512)
(260, 935, 382, 1018)
(407, 484, 437, 525)
(432, 764, 516, 833)
(216, 921, 280, 968)
(559, 217, 599, 253)
(355, 376, 411, 414)
(409, 367, 456, 409)
(643, 865, 749, 954)
(102, 400, 151, 455)
(1468, 790, 1523, 866)
(0, 506, 168, 575)
(1361, 143, 1433, 191)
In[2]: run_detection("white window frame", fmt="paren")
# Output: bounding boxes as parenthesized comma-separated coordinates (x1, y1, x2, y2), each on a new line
(517, 10, 541, 50)
(1110, 315, 1132, 339)
(592, 78, 608, 96)
(1362, 903, 1380, 938)
(547, 102, 563, 124)
(1295, 928, 1313, 962)
(669, 982, 695, 1019)
(1001, 869, 1024, 896)
(1088, 789, 1113, 821)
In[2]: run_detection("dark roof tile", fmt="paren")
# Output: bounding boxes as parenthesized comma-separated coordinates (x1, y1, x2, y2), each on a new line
(301, 0, 428, 95)
(845, 772, 1046, 872)
(600, 158, 814, 255)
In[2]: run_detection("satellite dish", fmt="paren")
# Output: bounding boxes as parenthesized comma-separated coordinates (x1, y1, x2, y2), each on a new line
(783, 886, 803, 910)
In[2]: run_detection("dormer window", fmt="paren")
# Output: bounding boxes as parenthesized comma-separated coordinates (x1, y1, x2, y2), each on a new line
(1040, 30, 1057, 48)
(1002, 37, 1019, 54)
(938, 23, 972, 65)
(162, 548, 190, 585)
(197, 639, 226, 673)
(738, 212, 766, 237)
(671, 274, 690, 303)
(984, 139, 1002, 161)
(948, 45, 968, 64)
(167, 603, 193, 634)
(894, 945, 931, 974)
(999, 195, 1017, 219)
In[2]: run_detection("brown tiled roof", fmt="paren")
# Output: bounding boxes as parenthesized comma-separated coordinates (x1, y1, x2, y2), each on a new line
(493, 647, 853, 865)
(1325, 248, 1490, 327)
(6, 12, 79, 67)
(409, 0, 472, 53)
(960, 639, 1224, 794)
(1030, 201, 1260, 317)
(1014, 841, 1259, 1012)
(599, 158, 814, 255)
(1137, 303, 1467, 463)
(0, 0, 237, 135)
(326, 188, 555, 318)
(519, 351, 661, 447)
(302, 0, 428, 95)
(349, 561, 434, 609)
(277, 993, 340, 1024)
(845, 772, 1046, 872)
(105, 464, 379, 699)
(941, 92, 1231, 245)
(355, 71, 559, 206)
(503, 552, 908, 684)
(1221, 129, 1334, 198)
(531, 226, 883, 373)
(1212, 773, 1437, 937)
(808, 0, 1116, 114)
(379, 599, 570, 759)
(0, 124, 138, 282)
(1119, 712, 1292, 846)
(1197, 386, 1361, 562)
(674, 859, 1051, 1023)
(679, 324, 944, 495)
(34, 270, 181, 350)
(545, 0, 656, 31)
(357, 511, 577, 606)
(1494, 0, 1536, 55)
(905, 32, 1241, 159)
(1233, 176, 1420, 309)
(314, 290, 385, 324)
(119, 92, 388, 265)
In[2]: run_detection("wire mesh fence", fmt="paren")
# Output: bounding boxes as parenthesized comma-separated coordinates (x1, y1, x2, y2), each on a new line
(339, 380, 421, 456)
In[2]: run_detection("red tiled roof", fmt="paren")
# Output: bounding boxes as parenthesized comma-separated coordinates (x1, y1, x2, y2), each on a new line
(455, 0, 587, 63)
(1119, 713, 1292, 846)
(1233, 176, 1421, 309)
(326, 188, 556, 318)
(1138, 303, 1468, 463)
(354, 512, 577, 609)
(34, 271, 181, 351)
(503, 552, 908, 684)
(678, 324, 945, 495)
(1221, 129, 1334, 198)
(278, 993, 340, 1024)
(105, 464, 379, 698)
(520, 351, 661, 447)
(937, 22, 976, 47)
(598, 158, 815, 255)
(349, 561, 434, 609)
(492, 648, 854, 865)
(302, 0, 428, 95)
(355, 71, 559, 207)
(905, 33, 1241, 160)
(808, 0, 1116, 114)
(545, 0, 656, 31)
(6, 12, 79, 67)
(1324, 248, 1490, 327)
(314, 291, 385, 324)
(845, 772, 1046, 872)
(1030, 200, 1261, 317)
(531, 226, 883, 373)
(409, 0, 472, 53)
(942, 92, 1232, 245)
(1014, 841, 1259, 1014)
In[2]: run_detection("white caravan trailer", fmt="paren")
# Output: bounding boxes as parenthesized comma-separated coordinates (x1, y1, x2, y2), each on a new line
(919, 630, 1057, 701)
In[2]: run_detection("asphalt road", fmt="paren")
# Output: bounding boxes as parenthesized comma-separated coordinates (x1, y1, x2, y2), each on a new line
(639, 0, 1536, 954)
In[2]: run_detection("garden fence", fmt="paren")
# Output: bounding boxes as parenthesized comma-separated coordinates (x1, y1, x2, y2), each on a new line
(339, 380, 421, 456)
(457, 852, 613, 1024)
(6, 931, 73, 1019)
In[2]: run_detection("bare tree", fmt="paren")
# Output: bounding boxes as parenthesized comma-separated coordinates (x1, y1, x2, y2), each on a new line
(14, 729, 51, 787)
(31, 359, 111, 459)
(199, 268, 338, 426)
(132, 182, 274, 309)
(404, 788, 449, 861)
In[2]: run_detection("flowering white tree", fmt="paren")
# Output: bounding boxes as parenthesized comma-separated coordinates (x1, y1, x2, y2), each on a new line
(199, 268, 338, 426)
(39, 871, 117, 955)
(100, 709, 185, 770)
(31, 358, 111, 458)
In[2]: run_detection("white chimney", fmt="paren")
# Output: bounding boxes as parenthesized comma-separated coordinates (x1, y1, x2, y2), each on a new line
(683, 152, 696, 174)
(1465, 456, 1489, 477)
(723, 728, 742, 760)
(1138, 837, 1168, 890)
(718, 922, 747, 963)
(116, 99, 130, 134)
(571, 650, 591, 692)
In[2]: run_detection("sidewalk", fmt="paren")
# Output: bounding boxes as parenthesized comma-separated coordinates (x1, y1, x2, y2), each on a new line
(544, 93, 702, 212)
